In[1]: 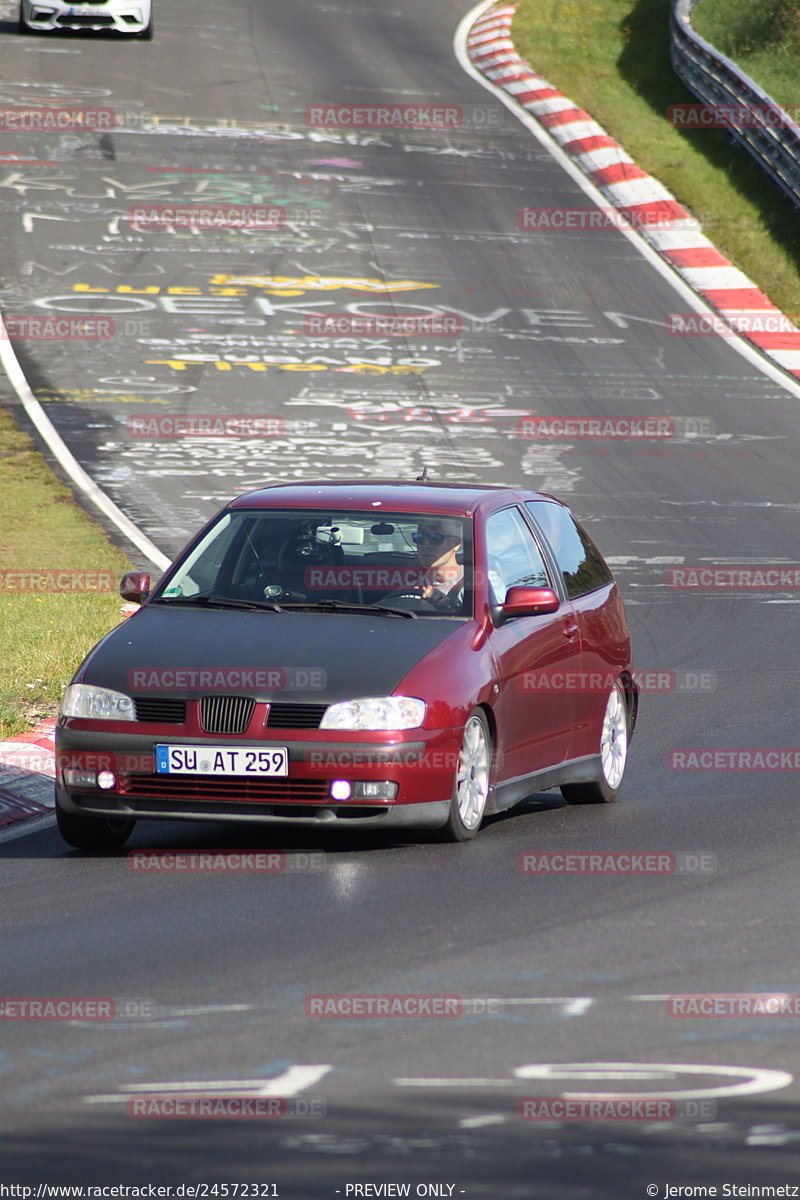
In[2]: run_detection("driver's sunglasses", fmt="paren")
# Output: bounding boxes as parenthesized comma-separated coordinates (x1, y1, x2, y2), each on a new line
(412, 531, 448, 545)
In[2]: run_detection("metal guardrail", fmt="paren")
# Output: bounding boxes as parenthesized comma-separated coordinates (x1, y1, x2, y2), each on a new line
(671, 0, 800, 209)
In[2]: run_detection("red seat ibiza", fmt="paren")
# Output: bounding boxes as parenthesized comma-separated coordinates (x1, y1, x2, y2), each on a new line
(55, 480, 638, 847)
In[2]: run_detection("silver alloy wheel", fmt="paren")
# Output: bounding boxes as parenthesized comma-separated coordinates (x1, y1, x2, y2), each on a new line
(455, 714, 491, 830)
(600, 683, 628, 790)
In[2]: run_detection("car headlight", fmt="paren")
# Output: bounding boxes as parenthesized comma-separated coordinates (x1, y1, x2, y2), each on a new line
(61, 684, 135, 721)
(320, 696, 426, 731)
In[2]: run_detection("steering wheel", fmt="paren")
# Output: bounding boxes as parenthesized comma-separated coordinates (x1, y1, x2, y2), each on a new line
(381, 589, 439, 611)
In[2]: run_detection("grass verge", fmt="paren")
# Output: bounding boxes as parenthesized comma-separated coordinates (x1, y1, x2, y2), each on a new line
(692, 0, 800, 111)
(511, 0, 800, 318)
(0, 399, 130, 739)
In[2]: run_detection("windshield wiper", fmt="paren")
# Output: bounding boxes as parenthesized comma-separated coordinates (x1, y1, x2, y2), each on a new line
(275, 599, 417, 619)
(155, 592, 282, 612)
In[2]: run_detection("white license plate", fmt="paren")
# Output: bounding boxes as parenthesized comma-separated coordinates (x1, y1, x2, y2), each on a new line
(155, 744, 288, 777)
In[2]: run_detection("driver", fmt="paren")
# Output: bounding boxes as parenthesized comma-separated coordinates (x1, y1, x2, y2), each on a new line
(412, 519, 464, 611)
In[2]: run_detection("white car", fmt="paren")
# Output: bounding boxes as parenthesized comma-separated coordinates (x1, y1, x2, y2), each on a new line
(20, 0, 152, 37)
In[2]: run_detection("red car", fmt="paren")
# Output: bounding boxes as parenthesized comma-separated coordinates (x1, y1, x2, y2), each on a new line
(55, 480, 638, 847)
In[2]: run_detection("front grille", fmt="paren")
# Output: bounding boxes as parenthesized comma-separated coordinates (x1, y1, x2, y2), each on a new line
(119, 775, 331, 804)
(77, 794, 388, 820)
(265, 703, 328, 729)
(200, 695, 255, 735)
(58, 13, 114, 22)
(134, 697, 186, 724)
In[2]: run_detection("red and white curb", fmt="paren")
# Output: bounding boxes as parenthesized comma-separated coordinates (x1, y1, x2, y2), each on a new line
(466, 2, 800, 379)
(0, 717, 56, 827)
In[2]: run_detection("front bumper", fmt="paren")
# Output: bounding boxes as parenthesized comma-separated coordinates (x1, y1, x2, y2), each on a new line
(55, 723, 461, 830)
(57, 787, 451, 830)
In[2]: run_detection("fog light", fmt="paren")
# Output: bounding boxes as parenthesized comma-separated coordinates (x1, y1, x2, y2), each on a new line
(63, 769, 97, 788)
(97, 771, 116, 790)
(329, 780, 352, 801)
(353, 781, 398, 801)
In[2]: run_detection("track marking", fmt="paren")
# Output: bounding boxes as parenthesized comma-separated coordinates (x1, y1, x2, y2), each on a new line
(86, 1063, 331, 1105)
(398, 1061, 793, 1101)
(459, 1114, 508, 1127)
(514, 1062, 795, 1101)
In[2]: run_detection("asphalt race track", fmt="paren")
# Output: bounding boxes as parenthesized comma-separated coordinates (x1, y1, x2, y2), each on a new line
(2, 0, 800, 1194)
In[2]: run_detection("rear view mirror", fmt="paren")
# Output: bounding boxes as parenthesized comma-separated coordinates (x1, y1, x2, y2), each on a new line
(119, 571, 151, 605)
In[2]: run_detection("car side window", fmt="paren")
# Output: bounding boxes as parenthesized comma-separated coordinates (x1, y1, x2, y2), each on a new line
(485, 507, 551, 604)
(526, 501, 613, 599)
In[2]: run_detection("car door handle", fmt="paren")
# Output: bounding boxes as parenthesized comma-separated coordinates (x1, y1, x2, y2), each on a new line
(562, 619, 579, 640)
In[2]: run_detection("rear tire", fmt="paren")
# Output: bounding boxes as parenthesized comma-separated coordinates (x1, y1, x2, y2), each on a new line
(56, 798, 136, 850)
(561, 680, 629, 804)
(440, 709, 492, 841)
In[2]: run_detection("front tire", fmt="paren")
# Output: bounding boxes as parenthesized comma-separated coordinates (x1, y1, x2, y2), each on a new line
(561, 681, 629, 804)
(56, 798, 136, 850)
(441, 709, 492, 841)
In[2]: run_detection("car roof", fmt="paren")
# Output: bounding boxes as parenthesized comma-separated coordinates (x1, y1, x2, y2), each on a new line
(227, 480, 562, 517)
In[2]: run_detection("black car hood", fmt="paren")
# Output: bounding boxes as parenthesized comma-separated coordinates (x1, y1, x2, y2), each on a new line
(78, 606, 467, 704)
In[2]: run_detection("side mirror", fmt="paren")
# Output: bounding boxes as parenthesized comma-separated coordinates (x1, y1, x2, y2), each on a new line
(119, 571, 151, 605)
(501, 585, 560, 618)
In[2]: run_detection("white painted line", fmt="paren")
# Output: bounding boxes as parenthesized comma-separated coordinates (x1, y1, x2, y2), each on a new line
(746, 1125, 800, 1146)
(158, 1004, 254, 1017)
(464, 996, 594, 1005)
(563, 998, 594, 1016)
(396, 1077, 515, 1088)
(605, 557, 684, 566)
(454, 1, 800, 401)
(515, 1064, 677, 1081)
(512, 1062, 794, 1101)
(0, 313, 170, 572)
(459, 1114, 507, 1127)
(87, 1064, 332, 1105)
(128, 1064, 332, 1096)
(399, 1062, 793, 1101)
(626, 993, 675, 1001)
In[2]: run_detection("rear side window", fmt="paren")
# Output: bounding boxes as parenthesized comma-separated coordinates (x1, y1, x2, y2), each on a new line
(526, 501, 613, 599)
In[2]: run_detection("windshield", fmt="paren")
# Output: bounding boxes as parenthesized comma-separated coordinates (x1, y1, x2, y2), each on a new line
(154, 509, 472, 617)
